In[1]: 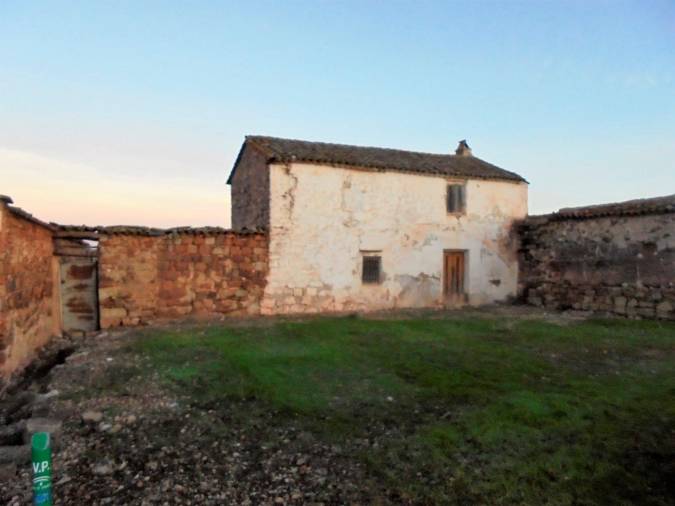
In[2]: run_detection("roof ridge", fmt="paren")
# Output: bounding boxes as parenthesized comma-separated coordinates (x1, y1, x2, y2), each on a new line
(557, 194, 675, 214)
(246, 134, 461, 159)
(229, 135, 527, 184)
(525, 194, 675, 221)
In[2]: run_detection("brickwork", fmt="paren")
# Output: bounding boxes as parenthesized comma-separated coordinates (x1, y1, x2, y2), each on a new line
(0, 201, 59, 377)
(519, 210, 675, 320)
(98, 231, 268, 327)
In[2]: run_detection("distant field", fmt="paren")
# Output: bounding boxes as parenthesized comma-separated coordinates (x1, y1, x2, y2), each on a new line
(134, 314, 675, 504)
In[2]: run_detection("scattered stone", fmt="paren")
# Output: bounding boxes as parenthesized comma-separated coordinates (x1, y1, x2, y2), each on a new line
(0, 420, 26, 445)
(0, 462, 17, 480)
(92, 460, 115, 476)
(55, 475, 72, 486)
(0, 445, 30, 464)
(1, 392, 37, 419)
(30, 401, 51, 418)
(35, 390, 60, 403)
(66, 352, 90, 365)
(81, 410, 103, 424)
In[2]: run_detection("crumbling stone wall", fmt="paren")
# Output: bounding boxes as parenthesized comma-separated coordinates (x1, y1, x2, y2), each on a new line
(519, 210, 675, 320)
(98, 230, 268, 327)
(0, 199, 60, 377)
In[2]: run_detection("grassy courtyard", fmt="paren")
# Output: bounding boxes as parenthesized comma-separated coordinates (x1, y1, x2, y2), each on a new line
(133, 313, 675, 505)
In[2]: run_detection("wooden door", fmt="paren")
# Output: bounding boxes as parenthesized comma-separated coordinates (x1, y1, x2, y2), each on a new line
(59, 257, 99, 333)
(444, 251, 465, 301)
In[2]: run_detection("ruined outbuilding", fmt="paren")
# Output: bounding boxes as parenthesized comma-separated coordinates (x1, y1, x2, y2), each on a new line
(519, 194, 675, 319)
(228, 136, 529, 313)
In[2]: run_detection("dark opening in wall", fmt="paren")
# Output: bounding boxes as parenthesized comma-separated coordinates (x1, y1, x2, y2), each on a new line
(362, 256, 382, 284)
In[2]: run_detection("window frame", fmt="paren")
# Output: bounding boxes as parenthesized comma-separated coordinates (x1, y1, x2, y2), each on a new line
(361, 255, 382, 284)
(446, 183, 467, 215)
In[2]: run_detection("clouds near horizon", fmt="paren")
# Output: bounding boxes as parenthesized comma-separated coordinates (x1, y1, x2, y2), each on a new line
(0, 147, 231, 227)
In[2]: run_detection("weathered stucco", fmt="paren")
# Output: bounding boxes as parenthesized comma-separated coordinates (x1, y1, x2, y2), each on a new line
(261, 162, 528, 314)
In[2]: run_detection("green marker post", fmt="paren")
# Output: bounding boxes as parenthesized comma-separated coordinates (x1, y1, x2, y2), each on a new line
(31, 432, 53, 506)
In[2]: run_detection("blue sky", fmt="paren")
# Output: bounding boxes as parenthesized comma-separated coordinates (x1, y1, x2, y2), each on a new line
(1, 0, 673, 226)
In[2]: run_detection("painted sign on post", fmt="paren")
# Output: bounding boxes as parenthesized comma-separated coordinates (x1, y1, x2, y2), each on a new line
(31, 432, 53, 506)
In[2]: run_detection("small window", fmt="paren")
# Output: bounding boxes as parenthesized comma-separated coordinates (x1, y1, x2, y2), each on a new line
(362, 256, 381, 284)
(447, 184, 466, 213)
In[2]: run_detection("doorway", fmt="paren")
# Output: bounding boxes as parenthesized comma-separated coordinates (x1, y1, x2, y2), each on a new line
(59, 257, 99, 333)
(54, 229, 101, 333)
(444, 250, 466, 304)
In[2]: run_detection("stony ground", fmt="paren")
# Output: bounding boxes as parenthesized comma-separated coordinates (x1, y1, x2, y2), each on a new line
(1, 327, 378, 505)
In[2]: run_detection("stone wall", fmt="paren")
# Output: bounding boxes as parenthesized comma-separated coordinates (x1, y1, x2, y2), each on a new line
(519, 197, 675, 320)
(98, 230, 268, 327)
(0, 198, 60, 377)
(229, 143, 270, 231)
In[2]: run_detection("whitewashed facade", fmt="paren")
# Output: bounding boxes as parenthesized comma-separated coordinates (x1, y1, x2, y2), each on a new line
(228, 136, 528, 314)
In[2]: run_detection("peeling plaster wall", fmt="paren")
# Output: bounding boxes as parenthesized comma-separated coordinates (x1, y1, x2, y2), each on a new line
(261, 162, 528, 314)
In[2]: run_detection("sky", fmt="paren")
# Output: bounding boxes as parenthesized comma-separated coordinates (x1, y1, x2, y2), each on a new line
(1, 0, 674, 227)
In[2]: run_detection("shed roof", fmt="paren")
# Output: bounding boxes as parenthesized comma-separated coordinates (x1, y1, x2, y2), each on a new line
(552, 194, 675, 220)
(227, 135, 526, 184)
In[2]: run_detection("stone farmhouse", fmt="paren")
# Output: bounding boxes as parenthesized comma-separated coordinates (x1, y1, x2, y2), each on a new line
(2, 135, 673, 381)
(228, 136, 529, 314)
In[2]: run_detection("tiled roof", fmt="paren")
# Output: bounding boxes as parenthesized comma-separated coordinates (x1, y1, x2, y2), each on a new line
(551, 194, 675, 220)
(228, 135, 527, 184)
(521, 195, 675, 225)
(56, 224, 265, 236)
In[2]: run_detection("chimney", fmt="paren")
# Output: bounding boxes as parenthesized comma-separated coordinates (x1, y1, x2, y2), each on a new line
(455, 139, 472, 157)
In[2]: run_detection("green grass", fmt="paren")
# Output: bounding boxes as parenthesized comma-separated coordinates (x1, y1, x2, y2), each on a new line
(131, 315, 675, 505)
